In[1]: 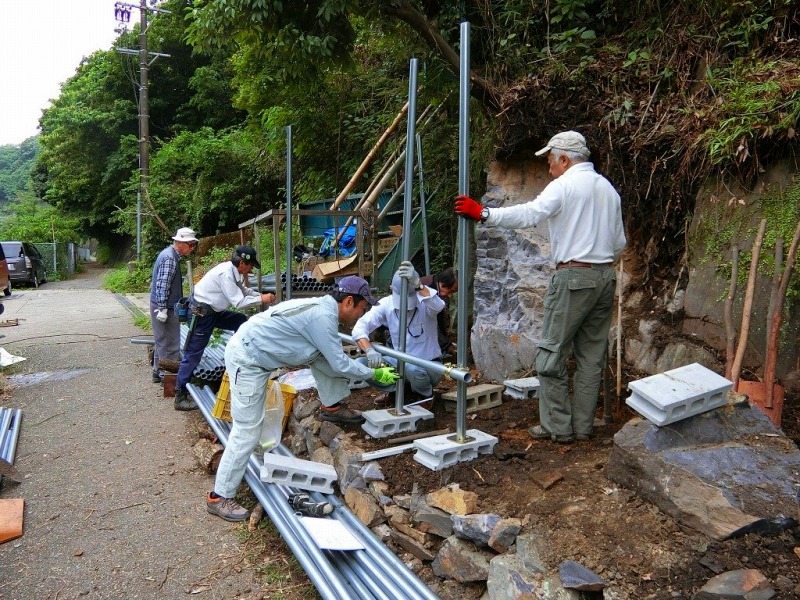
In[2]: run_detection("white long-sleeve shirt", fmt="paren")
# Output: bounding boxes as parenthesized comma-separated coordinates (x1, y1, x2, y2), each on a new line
(485, 162, 626, 264)
(352, 289, 445, 361)
(192, 261, 262, 312)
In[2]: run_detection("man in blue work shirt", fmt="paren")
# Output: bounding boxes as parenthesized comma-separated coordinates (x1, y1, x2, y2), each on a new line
(149, 227, 197, 384)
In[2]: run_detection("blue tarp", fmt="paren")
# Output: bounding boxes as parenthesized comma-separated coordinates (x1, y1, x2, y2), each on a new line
(318, 225, 357, 258)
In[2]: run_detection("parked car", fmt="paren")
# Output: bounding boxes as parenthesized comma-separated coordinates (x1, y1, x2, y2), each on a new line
(1, 242, 47, 288)
(0, 243, 10, 296)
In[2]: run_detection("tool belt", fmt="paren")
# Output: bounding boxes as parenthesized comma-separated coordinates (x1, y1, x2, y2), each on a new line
(189, 300, 215, 317)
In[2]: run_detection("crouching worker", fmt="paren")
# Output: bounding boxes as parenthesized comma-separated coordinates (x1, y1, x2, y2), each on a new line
(174, 246, 275, 411)
(206, 276, 400, 521)
(352, 261, 446, 405)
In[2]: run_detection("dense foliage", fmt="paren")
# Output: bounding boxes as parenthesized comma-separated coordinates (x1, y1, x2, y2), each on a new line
(0, 0, 795, 283)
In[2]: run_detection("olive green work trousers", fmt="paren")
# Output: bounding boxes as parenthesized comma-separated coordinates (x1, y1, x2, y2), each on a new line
(534, 265, 617, 438)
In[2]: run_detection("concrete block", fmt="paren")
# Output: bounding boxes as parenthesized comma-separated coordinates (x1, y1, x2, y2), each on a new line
(361, 405, 434, 438)
(260, 452, 337, 494)
(503, 377, 540, 399)
(413, 429, 498, 471)
(626, 362, 732, 426)
(442, 383, 504, 413)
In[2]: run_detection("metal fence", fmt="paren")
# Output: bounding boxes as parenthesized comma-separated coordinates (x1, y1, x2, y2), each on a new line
(32, 242, 85, 280)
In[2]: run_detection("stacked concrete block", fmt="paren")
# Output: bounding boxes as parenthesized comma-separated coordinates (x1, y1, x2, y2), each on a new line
(627, 362, 732, 426)
(442, 383, 504, 413)
(503, 377, 540, 400)
(260, 453, 338, 494)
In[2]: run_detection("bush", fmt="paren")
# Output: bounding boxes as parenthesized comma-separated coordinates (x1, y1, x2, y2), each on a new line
(103, 266, 152, 294)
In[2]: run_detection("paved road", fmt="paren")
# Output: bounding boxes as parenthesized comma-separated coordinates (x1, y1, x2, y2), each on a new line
(0, 265, 258, 599)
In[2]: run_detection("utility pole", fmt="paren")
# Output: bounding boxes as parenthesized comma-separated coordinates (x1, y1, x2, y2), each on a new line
(115, 1, 170, 262)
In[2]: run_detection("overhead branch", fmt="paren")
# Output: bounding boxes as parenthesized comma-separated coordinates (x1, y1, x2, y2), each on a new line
(380, 1, 501, 113)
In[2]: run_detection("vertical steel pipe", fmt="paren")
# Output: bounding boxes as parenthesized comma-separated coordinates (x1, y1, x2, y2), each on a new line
(394, 58, 419, 413)
(285, 125, 293, 300)
(455, 22, 471, 442)
(416, 134, 431, 275)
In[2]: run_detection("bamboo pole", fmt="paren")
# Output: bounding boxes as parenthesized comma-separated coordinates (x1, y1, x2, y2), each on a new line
(724, 243, 739, 379)
(330, 102, 409, 210)
(765, 220, 800, 406)
(731, 219, 767, 388)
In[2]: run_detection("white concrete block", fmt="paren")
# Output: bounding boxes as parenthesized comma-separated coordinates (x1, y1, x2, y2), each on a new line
(260, 452, 337, 494)
(361, 405, 434, 438)
(503, 377, 540, 399)
(626, 362, 732, 426)
(413, 429, 498, 471)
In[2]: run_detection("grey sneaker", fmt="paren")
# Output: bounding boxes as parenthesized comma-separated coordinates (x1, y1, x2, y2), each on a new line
(152, 372, 162, 384)
(206, 492, 250, 522)
(319, 404, 364, 424)
(174, 388, 198, 411)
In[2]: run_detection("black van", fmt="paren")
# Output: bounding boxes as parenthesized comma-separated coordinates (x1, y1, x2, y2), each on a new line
(1, 241, 46, 288)
(0, 243, 10, 296)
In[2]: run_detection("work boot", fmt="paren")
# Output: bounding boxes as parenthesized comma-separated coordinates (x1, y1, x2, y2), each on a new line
(152, 371, 162, 384)
(174, 388, 198, 411)
(288, 493, 333, 517)
(319, 403, 364, 424)
(528, 424, 574, 444)
(206, 492, 250, 522)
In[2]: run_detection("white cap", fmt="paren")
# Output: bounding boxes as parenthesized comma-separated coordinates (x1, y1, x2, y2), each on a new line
(535, 130, 590, 158)
(391, 272, 418, 311)
(172, 227, 198, 243)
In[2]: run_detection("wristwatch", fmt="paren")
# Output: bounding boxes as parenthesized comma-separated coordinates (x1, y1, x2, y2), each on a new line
(480, 207, 490, 223)
(415, 283, 425, 291)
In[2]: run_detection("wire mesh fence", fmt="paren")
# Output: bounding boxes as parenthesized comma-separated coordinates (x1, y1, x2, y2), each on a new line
(32, 242, 86, 280)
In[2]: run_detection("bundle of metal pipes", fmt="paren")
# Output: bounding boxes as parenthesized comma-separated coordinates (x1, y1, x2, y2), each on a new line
(0, 407, 22, 465)
(260, 273, 331, 294)
(179, 325, 230, 382)
(188, 383, 438, 600)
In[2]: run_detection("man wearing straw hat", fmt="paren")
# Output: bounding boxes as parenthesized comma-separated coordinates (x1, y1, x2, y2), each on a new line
(455, 131, 626, 444)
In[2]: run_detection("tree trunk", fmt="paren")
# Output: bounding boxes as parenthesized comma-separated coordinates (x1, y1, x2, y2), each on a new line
(381, 0, 501, 112)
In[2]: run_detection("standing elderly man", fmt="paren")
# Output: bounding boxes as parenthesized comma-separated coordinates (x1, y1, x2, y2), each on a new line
(150, 227, 198, 384)
(173, 246, 276, 411)
(206, 276, 399, 521)
(352, 262, 446, 404)
(455, 131, 626, 443)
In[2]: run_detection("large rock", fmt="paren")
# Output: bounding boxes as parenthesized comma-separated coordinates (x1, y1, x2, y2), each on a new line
(607, 402, 800, 540)
(471, 160, 552, 381)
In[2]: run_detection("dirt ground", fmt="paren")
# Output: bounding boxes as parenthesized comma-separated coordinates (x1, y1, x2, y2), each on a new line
(330, 372, 800, 600)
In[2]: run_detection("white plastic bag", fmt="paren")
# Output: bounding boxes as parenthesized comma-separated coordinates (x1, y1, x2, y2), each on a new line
(258, 380, 286, 452)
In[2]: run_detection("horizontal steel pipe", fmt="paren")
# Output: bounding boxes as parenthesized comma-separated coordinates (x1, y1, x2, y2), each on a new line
(190, 385, 355, 600)
(339, 334, 471, 383)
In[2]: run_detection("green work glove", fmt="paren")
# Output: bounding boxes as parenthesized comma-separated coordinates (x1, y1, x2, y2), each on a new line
(373, 366, 400, 385)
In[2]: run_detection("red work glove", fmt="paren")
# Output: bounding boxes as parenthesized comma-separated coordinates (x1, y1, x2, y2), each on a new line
(454, 194, 483, 221)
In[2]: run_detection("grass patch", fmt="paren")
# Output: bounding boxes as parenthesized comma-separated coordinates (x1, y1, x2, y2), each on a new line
(103, 265, 152, 294)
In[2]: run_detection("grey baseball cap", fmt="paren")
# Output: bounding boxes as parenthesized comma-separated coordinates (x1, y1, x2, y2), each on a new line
(335, 276, 378, 306)
(535, 131, 590, 158)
